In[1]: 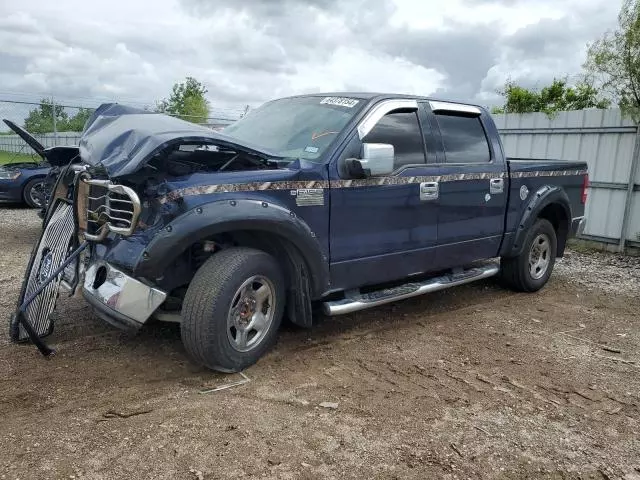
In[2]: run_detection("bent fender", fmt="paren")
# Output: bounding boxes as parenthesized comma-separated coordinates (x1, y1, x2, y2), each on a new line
(134, 199, 330, 298)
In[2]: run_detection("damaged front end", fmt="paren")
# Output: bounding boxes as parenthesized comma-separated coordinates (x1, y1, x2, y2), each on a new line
(11, 103, 289, 355)
(76, 174, 168, 332)
(10, 164, 167, 353)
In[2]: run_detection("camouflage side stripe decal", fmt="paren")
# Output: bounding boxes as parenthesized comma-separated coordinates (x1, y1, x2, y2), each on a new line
(509, 169, 587, 178)
(331, 171, 506, 188)
(158, 169, 586, 203)
(160, 180, 329, 204)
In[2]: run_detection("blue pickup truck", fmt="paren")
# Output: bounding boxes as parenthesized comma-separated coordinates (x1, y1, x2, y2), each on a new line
(12, 94, 588, 372)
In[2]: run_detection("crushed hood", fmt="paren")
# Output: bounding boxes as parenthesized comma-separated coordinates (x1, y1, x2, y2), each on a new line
(80, 103, 281, 178)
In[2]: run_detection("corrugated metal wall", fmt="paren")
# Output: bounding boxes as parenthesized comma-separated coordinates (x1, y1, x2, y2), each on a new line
(493, 109, 640, 250)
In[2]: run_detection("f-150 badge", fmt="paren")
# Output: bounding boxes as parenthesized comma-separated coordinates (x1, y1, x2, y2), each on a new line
(292, 188, 325, 206)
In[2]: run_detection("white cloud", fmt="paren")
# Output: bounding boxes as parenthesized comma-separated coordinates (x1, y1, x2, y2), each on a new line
(287, 47, 446, 96)
(0, 0, 622, 115)
(391, 0, 567, 31)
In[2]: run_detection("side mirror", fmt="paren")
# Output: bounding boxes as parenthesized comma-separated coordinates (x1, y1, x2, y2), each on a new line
(344, 158, 369, 179)
(360, 143, 394, 176)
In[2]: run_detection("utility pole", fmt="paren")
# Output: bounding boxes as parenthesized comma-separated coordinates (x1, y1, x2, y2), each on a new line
(619, 128, 640, 252)
(52, 97, 58, 143)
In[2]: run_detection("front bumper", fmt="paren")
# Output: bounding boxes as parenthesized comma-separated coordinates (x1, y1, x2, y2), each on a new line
(570, 216, 586, 237)
(82, 262, 167, 331)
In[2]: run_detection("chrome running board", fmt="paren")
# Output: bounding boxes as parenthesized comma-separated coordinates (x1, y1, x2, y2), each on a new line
(323, 263, 500, 316)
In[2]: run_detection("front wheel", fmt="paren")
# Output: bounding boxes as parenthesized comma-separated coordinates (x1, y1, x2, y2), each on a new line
(181, 247, 286, 372)
(23, 177, 46, 209)
(500, 218, 557, 292)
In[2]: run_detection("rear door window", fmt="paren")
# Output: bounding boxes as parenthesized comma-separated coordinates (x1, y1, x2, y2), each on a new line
(435, 113, 491, 164)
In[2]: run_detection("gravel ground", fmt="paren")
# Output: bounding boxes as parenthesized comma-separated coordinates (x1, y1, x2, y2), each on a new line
(1, 208, 640, 480)
(555, 249, 640, 294)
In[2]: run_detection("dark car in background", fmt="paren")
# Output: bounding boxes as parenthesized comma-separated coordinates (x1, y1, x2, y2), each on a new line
(0, 157, 50, 208)
(0, 120, 77, 212)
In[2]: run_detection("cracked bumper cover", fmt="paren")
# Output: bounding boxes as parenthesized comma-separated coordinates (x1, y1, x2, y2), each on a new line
(82, 262, 167, 331)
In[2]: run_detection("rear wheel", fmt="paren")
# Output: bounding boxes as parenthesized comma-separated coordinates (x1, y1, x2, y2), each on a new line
(181, 247, 285, 372)
(23, 177, 46, 208)
(501, 218, 557, 292)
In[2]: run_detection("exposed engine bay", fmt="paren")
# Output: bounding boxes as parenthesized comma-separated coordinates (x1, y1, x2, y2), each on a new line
(117, 143, 284, 191)
(151, 143, 281, 175)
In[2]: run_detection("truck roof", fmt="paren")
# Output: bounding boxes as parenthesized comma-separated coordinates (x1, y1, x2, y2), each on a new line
(279, 92, 485, 110)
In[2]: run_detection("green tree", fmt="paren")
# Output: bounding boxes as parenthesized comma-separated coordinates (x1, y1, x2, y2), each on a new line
(65, 108, 94, 132)
(157, 77, 210, 124)
(24, 99, 69, 134)
(584, 0, 640, 122)
(491, 78, 611, 116)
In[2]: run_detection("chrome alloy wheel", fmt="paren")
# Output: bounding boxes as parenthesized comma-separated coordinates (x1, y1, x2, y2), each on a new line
(227, 275, 276, 352)
(529, 233, 551, 280)
(28, 181, 46, 207)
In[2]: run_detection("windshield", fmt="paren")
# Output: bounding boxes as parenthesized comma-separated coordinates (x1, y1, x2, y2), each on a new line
(222, 96, 364, 161)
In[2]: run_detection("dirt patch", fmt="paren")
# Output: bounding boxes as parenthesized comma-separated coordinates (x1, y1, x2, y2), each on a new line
(1, 208, 639, 479)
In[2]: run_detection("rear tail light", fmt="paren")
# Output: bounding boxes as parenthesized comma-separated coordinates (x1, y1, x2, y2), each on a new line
(581, 173, 589, 204)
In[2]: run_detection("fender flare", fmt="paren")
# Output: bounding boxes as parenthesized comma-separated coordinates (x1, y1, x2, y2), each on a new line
(502, 185, 572, 257)
(133, 199, 330, 297)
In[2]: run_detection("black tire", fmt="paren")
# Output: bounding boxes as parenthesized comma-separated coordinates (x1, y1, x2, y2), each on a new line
(181, 247, 286, 372)
(500, 218, 557, 292)
(22, 177, 46, 209)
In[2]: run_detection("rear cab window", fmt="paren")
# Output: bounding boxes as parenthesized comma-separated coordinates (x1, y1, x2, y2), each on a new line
(434, 112, 491, 164)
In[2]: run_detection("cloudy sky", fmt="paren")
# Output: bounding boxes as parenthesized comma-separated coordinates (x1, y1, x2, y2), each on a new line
(0, 0, 622, 117)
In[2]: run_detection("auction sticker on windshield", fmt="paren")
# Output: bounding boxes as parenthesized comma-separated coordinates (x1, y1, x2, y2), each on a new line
(320, 97, 360, 108)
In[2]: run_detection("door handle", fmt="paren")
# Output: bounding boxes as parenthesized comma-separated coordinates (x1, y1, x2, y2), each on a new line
(420, 181, 439, 201)
(490, 178, 504, 194)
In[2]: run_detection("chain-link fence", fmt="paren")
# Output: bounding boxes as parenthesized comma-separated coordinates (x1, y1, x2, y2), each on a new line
(0, 98, 247, 163)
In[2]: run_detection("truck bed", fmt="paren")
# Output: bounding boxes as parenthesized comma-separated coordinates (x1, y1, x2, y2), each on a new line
(507, 158, 588, 174)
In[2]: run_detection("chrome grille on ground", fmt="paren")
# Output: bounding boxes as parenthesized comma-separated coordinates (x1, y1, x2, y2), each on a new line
(16, 202, 75, 341)
(80, 178, 141, 241)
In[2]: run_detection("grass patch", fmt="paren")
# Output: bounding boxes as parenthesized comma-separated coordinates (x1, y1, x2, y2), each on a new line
(0, 151, 39, 165)
(566, 239, 605, 254)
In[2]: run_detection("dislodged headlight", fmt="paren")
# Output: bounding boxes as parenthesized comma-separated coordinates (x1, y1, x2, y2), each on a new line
(0, 169, 21, 180)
